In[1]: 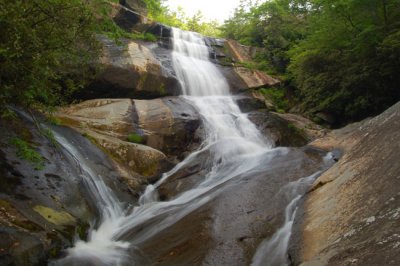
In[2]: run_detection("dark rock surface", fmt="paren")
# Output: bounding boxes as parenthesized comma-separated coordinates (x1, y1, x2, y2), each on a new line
(0, 113, 136, 264)
(132, 147, 329, 265)
(248, 110, 309, 147)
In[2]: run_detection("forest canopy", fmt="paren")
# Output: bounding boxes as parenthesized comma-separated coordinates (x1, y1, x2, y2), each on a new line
(221, 0, 400, 125)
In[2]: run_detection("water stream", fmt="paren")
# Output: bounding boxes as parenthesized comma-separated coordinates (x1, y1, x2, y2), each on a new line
(53, 28, 332, 265)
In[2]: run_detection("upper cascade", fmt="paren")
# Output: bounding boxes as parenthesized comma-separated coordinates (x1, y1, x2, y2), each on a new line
(171, 28, 230, 96)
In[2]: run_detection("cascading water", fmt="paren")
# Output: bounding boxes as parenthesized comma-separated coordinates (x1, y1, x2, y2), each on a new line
(53, 28, 333, 266)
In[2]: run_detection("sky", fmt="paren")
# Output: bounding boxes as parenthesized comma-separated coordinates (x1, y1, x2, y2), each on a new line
(165, 0, 242, 23)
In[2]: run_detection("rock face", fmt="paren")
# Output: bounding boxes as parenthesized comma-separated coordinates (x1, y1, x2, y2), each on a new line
(290, 101, 400, 265)
(220, 39, 280, 91)
(133, 97, 201, 158)
(57, 97, 201, 175)
(78, 36, 180, 100)
(0, 114, 135, 264)
(133, 147, 330, 265)
(56, 99, 174, 185)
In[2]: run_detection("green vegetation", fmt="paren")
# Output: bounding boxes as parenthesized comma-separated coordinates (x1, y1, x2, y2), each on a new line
(259, 87, 289, 113)
(0, 0, 103, 114)
(97, 14, 157, 42)
(10, 138, 44, 170)
(222, 0, 400, 125)
(127, 133, 145, 144)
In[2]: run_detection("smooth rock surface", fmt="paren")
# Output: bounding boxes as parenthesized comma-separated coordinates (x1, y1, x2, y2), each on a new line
(79, 36, 180, 100)
(56, 99, 171, 183)
(291, 101, 400, 265)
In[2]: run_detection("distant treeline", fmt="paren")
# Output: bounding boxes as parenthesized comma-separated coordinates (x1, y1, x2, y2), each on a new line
(221, 0, 400, 125)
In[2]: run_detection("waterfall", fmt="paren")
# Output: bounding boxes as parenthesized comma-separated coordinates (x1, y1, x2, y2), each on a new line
(53, 28, 327, 265)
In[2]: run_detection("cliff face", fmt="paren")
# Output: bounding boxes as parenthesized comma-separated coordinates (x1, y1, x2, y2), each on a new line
(290, 101, 400, 265)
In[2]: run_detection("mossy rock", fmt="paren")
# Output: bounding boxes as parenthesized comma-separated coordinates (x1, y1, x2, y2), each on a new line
(33, 205, 76, 226)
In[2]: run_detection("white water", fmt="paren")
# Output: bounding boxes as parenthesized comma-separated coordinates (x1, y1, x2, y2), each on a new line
(251, 153, 335, 265)
(54, 28, 275, 265)
(250, 173, 318, 266)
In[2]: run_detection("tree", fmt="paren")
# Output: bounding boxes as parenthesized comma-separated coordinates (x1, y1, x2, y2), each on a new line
(0, 0, 101, 114)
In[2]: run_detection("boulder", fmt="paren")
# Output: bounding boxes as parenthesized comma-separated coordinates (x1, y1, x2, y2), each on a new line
(133, 97, 201, 158)
(290, 101, 400, 265)
(247, 110, 309, 147)
(78, 36, 180, 100)
(56, 99, 172, 182)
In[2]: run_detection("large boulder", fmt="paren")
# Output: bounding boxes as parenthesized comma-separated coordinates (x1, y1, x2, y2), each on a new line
(78, 36, 180, 100)
(290, 101, 400, 265)
(133, 97, 201, 158)
(56, 99, 172, 183)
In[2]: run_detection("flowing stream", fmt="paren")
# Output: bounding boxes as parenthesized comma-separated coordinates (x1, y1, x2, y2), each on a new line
(53, 28, 333, 265)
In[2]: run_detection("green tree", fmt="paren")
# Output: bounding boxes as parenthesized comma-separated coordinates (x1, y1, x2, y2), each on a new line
(0, 0, 102, 114)
(289, 0, 400, 123)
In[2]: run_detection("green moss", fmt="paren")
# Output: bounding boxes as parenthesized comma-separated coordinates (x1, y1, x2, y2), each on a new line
(127, 133, 144, 144)
(33, 205, 76, 226)
(47, 116, 62, 126)
(10, 137, 44, 170)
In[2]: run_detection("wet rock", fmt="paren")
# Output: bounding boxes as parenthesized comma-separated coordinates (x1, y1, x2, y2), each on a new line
(0, 227, 45, 266)
(146, 23, 172, 38)
(135, 148, 329, 265)
(78, 36, 180, 100)
(291, 101, 400, 265)
(0, 112, 137, 264)
(248, 110, 308, 147)
(217, 65, 248, 92)
(235, 91, 269, 113)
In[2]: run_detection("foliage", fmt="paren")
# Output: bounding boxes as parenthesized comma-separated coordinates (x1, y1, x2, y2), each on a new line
(10, 138, 44, 170)
(147, 1, 222, 37)
(96, 10, 157, 42)
(222, 0, 400, 125)
(127, 133, 145, 144)
(259, 87, 289, 112)
(0, 0, 103, 113)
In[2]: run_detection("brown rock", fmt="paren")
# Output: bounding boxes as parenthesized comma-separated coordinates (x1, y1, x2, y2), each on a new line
(79, 36, 180, 100)
(233, 67, 280, 90)
(133, 97, 201, 158)
(294, 101, 400, 265)
(56, 99, 170, 186)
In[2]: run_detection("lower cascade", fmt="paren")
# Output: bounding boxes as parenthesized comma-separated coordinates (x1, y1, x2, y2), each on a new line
(52, 28, 334, 266)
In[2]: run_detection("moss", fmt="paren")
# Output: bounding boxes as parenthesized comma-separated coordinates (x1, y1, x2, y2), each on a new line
(127, 133, 144, 144)
(47, 116, 62, 126)
(159, 83, 166, 95)
(9, 137, 45, 170)
(140, 161, 159, 177)
(33, 205, 76, 226)
(75, 221, 90, 241)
